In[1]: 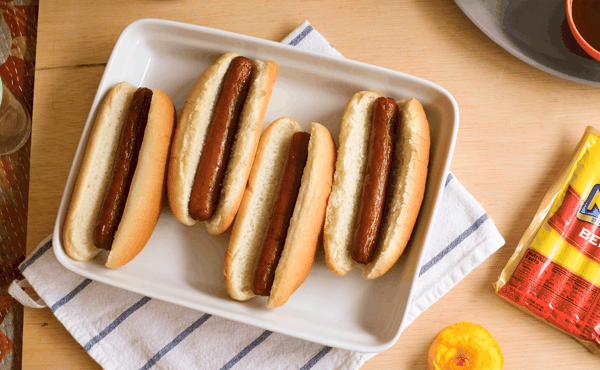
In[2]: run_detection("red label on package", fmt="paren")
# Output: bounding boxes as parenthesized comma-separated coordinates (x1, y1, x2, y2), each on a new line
(548, 185, 600, 264)
(499, 248, 600, 349)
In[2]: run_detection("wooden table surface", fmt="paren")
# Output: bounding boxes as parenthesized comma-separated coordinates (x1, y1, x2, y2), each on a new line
(23, 0, 600, 368)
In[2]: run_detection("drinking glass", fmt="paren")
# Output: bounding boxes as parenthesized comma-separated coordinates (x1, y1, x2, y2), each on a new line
(0, 77, 31, 156)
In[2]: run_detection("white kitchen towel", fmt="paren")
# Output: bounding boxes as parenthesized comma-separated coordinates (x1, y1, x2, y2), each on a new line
(10, 21, 505, 370)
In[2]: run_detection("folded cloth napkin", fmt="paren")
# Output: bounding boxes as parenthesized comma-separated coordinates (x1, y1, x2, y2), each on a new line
(9, 21, 505, 370)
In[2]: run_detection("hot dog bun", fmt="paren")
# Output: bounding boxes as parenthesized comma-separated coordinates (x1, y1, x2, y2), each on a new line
(63, 81, 176, 268)
(324, 91, 430, 279)
(224, 118, 336, 307)
(168, 52, 278, 235)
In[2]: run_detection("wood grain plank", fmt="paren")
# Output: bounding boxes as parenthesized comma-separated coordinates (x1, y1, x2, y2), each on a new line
(27, 67, 104, 255)
(23, 307, 101, 369)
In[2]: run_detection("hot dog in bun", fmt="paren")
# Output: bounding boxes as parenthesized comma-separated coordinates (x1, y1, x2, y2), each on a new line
(224, 118, 336, 308)
(63, 82, 176, 268)
(168, 52, 278, 235)
(324, 91, 430, 279)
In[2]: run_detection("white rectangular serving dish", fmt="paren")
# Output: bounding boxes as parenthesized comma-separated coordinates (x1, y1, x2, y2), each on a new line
(53, 19, 458, 353)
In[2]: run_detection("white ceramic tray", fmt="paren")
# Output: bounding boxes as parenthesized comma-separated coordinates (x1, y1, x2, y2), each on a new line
(53, 19, 458, 353)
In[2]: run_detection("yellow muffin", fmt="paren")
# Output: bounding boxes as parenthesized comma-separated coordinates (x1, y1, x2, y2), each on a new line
(428, 322, 503, 370)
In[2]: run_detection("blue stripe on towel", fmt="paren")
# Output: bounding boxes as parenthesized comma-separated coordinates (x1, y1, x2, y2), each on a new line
(84, 296, 152, 351)
(19, 239, 52, 273)
(219, 330, 273, 370)
(300, 346, 332, 370)
(445, 173, 454, 187)
(289, 25, 314, 46)
(50, 278, 93, 312)
(419, 213, 489, 277)
(138, 314, 212, 370)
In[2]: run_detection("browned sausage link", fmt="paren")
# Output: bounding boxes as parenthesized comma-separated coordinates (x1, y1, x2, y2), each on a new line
(253, 132, 311, 296)
(351, 97, 398, 264)
(189, 56, 253, 221)
(93, 87, 153, 250)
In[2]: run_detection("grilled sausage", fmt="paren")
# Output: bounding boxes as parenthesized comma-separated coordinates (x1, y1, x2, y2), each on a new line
(351, 97, 397, 264)
(252, 132, 311, 296)
(188, 56, 253, 221)
(93, 87, 153, 250)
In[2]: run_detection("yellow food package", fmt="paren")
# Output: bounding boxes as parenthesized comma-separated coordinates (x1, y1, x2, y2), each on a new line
(494, 126, 600, 355)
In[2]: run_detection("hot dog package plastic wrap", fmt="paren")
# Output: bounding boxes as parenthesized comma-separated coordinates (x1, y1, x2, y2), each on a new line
(494, 126, 600, 355)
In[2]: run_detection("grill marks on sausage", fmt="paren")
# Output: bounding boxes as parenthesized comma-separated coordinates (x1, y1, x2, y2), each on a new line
(189, 56, 253, 221)
(93, 87, 153, 250)
(253, 132, 311, 296)
(351, 97, 398, 264)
